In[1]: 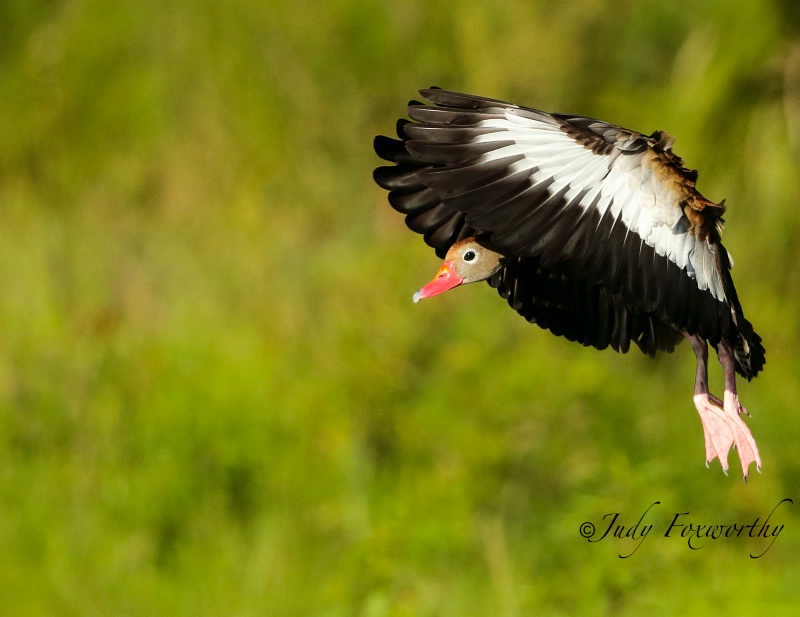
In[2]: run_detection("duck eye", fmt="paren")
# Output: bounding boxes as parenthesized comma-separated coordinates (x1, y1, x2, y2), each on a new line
(463, 250, 476, 262)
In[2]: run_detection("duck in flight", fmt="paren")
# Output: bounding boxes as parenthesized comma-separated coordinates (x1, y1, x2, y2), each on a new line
(373, 88, 765, 480)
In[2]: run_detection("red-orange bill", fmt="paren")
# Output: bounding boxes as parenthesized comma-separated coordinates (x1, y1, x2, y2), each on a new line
(412, 261, 464, 303)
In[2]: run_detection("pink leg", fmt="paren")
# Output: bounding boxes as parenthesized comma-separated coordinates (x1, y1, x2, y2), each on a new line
(685, 335, 761, 480)
(717, 341, 762, 479)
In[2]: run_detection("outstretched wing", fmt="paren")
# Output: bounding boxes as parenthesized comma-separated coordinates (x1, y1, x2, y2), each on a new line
(374, 88, 764, 376)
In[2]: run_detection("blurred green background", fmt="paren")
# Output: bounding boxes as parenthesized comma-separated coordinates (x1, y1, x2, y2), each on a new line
(1, 0, 800, 615)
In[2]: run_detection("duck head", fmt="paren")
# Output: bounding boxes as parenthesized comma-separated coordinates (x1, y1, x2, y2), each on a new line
(413, 237, 505, 303)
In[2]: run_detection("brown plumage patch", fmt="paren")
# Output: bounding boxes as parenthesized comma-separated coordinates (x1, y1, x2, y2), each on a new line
(644, 145, 725, 242)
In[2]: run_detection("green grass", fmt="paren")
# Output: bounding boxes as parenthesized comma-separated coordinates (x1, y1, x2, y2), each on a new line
(1, 0, 800, 615)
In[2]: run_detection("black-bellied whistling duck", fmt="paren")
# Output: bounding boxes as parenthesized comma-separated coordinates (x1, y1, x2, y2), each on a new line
(373, 88, 765, 480)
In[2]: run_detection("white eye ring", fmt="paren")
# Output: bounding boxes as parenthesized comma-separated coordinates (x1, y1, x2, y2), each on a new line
(463, 249, 477, 262)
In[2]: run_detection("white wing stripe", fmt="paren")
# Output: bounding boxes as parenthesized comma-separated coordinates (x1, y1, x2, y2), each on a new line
(463, 114, 725, 301)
